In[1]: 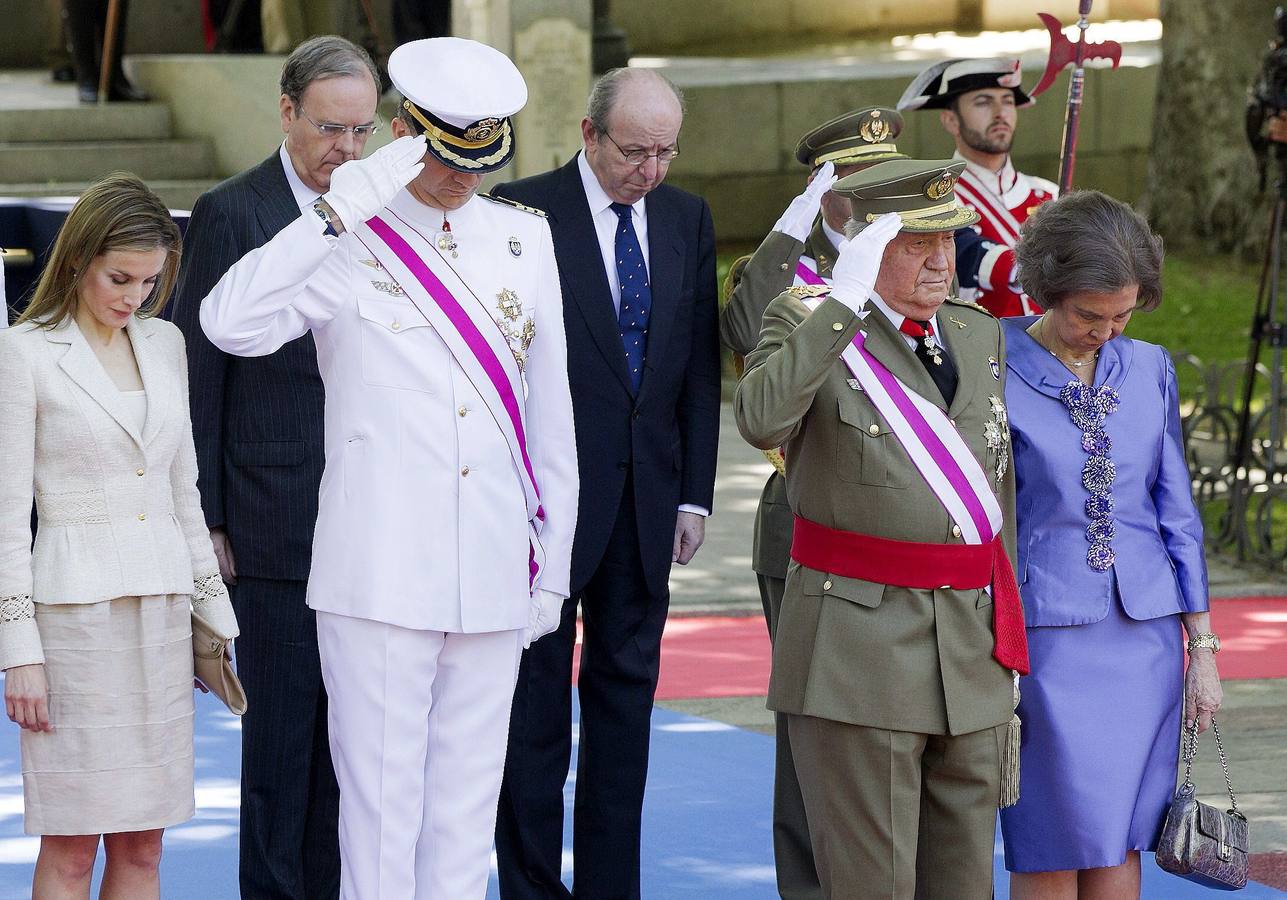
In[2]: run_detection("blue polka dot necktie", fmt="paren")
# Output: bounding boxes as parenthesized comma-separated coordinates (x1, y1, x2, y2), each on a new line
(611, 201, 651, 394)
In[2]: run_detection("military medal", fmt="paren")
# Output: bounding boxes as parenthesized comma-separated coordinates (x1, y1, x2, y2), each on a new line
(989, 356, 1001, 379)
(436, 214, 459, 258)
(923, 334, 944, 366)
(509, 236, 522, 257)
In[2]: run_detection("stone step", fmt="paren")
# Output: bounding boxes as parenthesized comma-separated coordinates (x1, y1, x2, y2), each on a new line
(0, 178, 216, 211)
(0, 102, 173, 143)
(0, 139, 215, 184)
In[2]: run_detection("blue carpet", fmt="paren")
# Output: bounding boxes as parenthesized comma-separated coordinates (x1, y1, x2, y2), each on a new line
(0, 694, 1279, 898)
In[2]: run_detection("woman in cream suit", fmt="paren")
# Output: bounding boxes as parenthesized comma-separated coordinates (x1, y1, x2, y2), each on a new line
(0, 173, 238, 900)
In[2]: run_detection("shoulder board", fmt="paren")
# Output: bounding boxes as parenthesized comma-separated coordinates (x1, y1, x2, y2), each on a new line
(944, 295, 996, 318)
(479, 193, 547, 217)
(786, 284, 831, 298)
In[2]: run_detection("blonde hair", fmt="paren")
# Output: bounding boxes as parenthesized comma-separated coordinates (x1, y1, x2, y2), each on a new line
(17, 172, 182, 328)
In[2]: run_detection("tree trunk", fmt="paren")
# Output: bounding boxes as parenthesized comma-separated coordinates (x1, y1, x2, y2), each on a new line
(1145, 0, 1278, 256)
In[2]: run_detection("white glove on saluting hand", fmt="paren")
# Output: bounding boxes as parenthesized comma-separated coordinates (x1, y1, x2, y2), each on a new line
(524, 588, 565, 649)
(829, 212, 903, 315)
(772, 161, 837, 242)
(322, 134, 427, 230)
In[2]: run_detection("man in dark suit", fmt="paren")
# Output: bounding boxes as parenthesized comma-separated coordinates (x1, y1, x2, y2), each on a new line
(492, 67, 721, 899)
(170, 36, 380, 900)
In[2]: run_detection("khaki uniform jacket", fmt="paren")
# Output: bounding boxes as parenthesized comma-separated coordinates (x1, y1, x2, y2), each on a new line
(721, 223, 837, 579)
(734, 291, 1017, 736)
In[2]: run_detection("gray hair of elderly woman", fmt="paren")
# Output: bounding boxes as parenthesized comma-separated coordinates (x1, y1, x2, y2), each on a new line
(1016, 190, 1163, 312)
(279, 35, 379, 108)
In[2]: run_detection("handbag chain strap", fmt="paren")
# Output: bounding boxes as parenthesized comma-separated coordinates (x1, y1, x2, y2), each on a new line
(1181, 717, 1240, 815)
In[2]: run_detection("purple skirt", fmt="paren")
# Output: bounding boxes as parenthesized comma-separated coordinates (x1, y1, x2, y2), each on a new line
(999, 593, 1184, 872)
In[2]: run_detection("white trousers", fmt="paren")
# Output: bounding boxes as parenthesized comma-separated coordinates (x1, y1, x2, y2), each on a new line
(316, 611, 525, 899)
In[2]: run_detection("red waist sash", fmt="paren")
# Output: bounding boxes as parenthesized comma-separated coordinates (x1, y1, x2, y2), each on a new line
(791, 515, 1030, 674)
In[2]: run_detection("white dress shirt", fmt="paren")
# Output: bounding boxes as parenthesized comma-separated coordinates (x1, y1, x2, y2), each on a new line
(820, 219, 847, 254)
(869, 291, 950, 361)
(577, 151, 649, 317)
(0, 254, 7, 330)
(280, 143, 320, 211)
(575, 151, 707, 519)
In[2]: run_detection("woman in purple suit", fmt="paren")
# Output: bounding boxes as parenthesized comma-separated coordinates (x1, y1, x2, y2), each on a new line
(999, 190, 1224, 899)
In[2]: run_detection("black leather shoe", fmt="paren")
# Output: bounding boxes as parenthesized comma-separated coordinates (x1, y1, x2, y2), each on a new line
(108, 77, 149, 103)
(77, 83, 98, 104)
(51, 64, 76, 83)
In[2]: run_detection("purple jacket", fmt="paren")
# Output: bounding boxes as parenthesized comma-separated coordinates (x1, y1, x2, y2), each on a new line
(1003, 318, 1208, 626)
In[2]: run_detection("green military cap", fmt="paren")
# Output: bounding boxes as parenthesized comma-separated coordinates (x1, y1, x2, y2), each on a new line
(832, 158, 980, 233)
(794, 107, 907, 169)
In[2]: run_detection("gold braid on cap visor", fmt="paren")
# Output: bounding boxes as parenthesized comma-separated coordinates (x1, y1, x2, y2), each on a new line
(811, 143, 899, 166)
(865, 199, 965, 223)
(403, 100, 513, 169)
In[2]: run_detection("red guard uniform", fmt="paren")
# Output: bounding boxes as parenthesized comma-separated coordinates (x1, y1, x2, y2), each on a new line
(953, 154, 1056, 318)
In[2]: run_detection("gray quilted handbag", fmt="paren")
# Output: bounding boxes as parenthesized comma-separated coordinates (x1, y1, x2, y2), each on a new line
(1156, 718, 1249, 891)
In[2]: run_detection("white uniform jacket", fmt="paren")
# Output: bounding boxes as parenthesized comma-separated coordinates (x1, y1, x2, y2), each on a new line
(199, 189, 578, 633)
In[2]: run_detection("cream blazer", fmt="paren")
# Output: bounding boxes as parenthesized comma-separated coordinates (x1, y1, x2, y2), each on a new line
(0, 314, 238, 670)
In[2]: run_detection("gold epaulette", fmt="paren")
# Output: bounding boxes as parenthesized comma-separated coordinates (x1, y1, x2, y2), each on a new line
(479, 193, 547, 217)
(786, 284, 831, 298)
(764, 447, 786, 476)
(944, 295, 996, 317)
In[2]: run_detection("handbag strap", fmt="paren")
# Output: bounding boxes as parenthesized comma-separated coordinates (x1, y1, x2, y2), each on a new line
(1181, 717, 1240, 815)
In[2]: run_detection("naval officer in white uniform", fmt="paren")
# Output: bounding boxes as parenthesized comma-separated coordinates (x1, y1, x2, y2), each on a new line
(199, 38, 578, 899)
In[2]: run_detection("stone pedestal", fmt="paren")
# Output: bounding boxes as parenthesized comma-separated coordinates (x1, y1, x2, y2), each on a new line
(453, 0, 593, 179)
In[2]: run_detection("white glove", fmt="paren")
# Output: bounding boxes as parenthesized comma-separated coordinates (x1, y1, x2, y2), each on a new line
(829, 212, 903, 314)
(322, 134, 427, 230)
(524, 588, 565, 649)
(772, 161, 837, 242)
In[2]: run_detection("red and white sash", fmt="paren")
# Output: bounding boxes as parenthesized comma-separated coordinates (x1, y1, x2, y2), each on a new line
(805, 299, 1002, 543)
(354, 210, 546, 586)
(954, 168, 1025, 249)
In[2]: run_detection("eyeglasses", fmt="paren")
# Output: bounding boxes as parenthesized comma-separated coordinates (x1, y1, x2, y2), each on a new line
(300, 111, 380, 140)
(599, 130, 680, 166)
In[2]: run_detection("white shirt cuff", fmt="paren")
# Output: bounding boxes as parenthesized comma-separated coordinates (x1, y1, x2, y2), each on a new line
(678, 504, 710, 517)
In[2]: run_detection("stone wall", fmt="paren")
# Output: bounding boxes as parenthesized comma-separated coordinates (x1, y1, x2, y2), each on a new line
(615, 0, 1159, 55)
(663, 62, 1157, 245)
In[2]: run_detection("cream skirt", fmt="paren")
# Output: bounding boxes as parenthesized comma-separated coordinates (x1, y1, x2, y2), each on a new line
(21, 594, 196, 835)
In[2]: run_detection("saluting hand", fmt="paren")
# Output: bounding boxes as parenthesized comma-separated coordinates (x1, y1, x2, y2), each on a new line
(773, 161, 837, 242)
(829, 212, 902, 314)
(323, 134, 428, 232)
(5, 664, 52, 733)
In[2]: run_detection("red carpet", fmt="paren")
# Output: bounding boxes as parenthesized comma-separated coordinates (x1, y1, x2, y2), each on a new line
(571, 596, 1287, 701)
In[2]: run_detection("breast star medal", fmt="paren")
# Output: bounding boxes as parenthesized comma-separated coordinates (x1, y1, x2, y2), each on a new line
(496, 288, 535, 370)
(984, 394, 1010, 483)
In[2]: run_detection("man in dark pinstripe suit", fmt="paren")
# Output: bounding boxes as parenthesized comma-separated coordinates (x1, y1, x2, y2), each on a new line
(171, 37, 379, 900)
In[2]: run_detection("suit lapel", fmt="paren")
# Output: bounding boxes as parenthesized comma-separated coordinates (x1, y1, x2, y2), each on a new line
(50, 318, 144, 448)
(859, 302, 947, 412)
(549, 158, 633, 395)
(939, 304, 985, 417)
(127, 316, 164, 446)
(252, 152, 304, 241)
(807, 221, 837, 278)
(638, 190, 682, 399)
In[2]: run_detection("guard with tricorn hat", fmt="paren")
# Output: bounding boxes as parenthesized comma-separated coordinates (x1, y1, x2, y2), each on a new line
(720, 105, 906, 900)
(899, 58, 1057, 318)
(735, 157, 1029, 899)
(199, 36, 579, 899)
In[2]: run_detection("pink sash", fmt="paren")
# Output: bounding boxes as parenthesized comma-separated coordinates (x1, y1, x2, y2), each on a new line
(354, 210, 546, 585)
(804, 300, 1002, 544)
(794, 255, 828, 287)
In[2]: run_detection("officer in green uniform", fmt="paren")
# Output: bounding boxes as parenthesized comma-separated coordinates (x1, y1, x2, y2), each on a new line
(735, 159, 1024, 899)
(719, 107, 906, 900)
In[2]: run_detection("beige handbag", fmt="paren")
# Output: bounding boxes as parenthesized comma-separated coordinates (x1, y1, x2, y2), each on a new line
(192, 609, 247, 715)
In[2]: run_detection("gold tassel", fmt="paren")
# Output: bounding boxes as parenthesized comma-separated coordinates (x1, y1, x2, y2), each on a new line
(1000, 672, 1021, 809)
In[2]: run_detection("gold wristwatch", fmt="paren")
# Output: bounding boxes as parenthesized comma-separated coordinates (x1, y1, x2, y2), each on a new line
(1186, 632, 1221, 653)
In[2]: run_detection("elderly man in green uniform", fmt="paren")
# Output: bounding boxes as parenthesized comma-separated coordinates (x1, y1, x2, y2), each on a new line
(720, 106, 906, 900)
(735, 158, 1029, 898)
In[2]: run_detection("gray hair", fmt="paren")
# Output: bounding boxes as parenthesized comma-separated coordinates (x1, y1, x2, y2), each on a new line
(586, 68, 685, 133)
(279, 35, 379, 109)
(1016, 190, 1163, 312)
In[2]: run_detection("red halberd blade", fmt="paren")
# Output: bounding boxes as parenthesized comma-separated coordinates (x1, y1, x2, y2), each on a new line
(1030, 11, 1123, 98)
